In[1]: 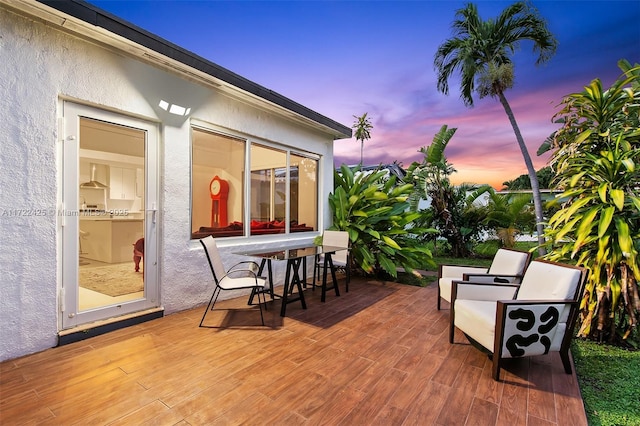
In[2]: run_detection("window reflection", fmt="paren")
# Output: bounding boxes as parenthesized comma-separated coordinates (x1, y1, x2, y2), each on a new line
(191, 128, 246, 235)
(190, 128, 318, 238)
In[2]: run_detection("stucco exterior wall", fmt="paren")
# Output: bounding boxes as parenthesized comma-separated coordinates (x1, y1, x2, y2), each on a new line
(0, 8, 336, 361)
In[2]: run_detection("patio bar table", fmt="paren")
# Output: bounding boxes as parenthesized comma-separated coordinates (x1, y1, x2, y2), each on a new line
(236, 244, 346, 317)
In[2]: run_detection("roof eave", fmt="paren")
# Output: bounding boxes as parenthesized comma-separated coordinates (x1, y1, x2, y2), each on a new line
(15, 0, 352, 139)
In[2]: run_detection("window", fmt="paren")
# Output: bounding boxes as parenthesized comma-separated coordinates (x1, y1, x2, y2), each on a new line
(191, 127, 318, 238)
(250, 144, 286, 223)
(191, 128, 246, 236)
(291, 153, 318, 231)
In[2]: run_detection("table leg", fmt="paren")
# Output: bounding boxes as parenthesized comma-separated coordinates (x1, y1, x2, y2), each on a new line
(292, 258, 307, 307)
(248, 259, 276, 306)
(280, 257, 307, 317)
(328, 255, 339, 297)
(302, 256, 307, 288)
(280, 259, 292, 316)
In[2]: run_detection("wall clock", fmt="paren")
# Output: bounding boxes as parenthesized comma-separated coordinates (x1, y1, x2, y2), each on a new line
(209, 175, 229, 227)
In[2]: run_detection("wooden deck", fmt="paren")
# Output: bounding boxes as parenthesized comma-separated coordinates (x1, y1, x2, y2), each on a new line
(0, 277, 587, 425)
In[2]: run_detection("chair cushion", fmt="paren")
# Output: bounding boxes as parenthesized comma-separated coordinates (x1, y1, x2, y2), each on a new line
(454, 299, 497, 352)
(439, 278, 454, 302)
(455, 282, 518, 301)
(488, 249, 529, 275)
(441, 265, 488, 278)
(219, 276, 266, 291)
(516, 261, 582, 301)
(318, 251, 348, 265)
(439, 266, 488, 303)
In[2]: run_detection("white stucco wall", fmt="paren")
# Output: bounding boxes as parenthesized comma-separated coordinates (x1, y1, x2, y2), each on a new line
(0, 7, 337, 361)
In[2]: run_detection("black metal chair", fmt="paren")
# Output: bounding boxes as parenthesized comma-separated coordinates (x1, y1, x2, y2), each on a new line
(199, 236, 267, 327)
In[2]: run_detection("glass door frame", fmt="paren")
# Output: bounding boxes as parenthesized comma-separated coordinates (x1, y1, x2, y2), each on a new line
(60, 101, 159, 330)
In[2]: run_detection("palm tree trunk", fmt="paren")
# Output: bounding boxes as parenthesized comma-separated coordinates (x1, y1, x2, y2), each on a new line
(497, 91, 547, 255)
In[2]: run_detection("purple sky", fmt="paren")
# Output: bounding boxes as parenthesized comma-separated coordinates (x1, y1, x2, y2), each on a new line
(89, 0, 640, 189)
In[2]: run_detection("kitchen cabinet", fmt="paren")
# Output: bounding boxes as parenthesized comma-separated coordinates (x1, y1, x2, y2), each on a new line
(110, 166, 136, 200)
(80, 218, 143, 263)
(136, 167, 144, 197)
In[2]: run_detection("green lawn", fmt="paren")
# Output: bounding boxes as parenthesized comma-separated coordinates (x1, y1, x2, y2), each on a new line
(430, 255, 492, 269)
(395, 270, 436, 286)
(572, 339, 640, 426)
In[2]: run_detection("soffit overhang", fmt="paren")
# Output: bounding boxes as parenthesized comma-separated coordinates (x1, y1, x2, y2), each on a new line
(3, 0, 352, 140)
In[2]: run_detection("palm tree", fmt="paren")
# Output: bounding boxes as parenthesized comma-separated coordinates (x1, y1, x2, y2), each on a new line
(353, 113, 372, 165)
(434, 1, 557, 254)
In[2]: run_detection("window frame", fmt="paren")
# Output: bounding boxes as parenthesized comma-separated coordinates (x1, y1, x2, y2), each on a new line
(190, 123, 320, 240)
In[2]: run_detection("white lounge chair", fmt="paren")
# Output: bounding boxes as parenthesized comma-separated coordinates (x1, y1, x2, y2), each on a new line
(438, 248, 531, 310)
(449, 259, 588, 381)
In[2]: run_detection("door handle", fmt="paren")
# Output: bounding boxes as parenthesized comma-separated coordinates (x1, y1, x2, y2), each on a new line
(146, 202, 158, 224)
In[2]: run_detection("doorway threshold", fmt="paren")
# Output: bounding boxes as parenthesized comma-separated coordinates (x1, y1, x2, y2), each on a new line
(58, 307, 164, 346)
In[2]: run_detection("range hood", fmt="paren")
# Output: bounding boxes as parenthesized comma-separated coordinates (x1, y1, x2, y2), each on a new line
(80, 163, 108, 189)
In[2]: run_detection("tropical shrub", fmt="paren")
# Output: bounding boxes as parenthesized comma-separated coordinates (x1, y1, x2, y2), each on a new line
(541, 61, 640, 345)
(502, 166, 554, 190)
(405, 125, 491, 257)
(329, 164, 436, 278)
(405, 207, 435, 246)
(483, 191, 536, 248)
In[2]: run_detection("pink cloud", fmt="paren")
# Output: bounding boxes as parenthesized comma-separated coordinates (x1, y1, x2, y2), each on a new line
(334, 82, 566, 189)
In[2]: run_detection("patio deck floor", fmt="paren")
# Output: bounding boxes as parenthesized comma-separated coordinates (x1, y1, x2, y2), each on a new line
(0, 277, 587, 425)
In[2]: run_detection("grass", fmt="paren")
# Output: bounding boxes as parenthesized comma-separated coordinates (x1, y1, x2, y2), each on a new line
(422, 241, 538, 273)
(395, 270, 436, 287)
(430, 255, 492, 269)
(572, 339, 640, 426)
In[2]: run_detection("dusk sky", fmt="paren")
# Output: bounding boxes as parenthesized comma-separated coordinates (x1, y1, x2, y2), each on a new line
(89, 0, 640, 189)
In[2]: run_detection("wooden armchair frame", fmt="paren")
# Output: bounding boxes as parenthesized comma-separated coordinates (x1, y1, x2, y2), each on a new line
(449, 259, 587, 381)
